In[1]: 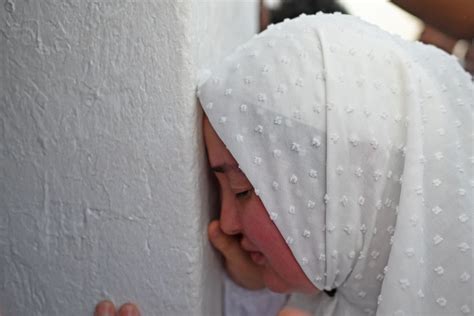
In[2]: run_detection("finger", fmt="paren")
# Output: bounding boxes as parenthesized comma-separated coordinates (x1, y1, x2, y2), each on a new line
(208, 220, 265, 289)
(118, 303, 140, 316)
(208, 220, 243, 259)
(94, 300, 116, 316)
(209, 220, 258, 268)
(464, 61, 474, 74)
(278, 307, 313, 316)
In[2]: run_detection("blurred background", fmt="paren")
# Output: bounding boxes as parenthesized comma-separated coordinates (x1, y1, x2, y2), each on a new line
(262, 0, 422, 39)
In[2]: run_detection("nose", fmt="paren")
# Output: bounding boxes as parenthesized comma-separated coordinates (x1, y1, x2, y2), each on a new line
(219, 192, 242, 235)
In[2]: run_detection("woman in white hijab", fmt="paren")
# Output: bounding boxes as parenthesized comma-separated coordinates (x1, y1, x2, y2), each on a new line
(199, 13, 473, 316)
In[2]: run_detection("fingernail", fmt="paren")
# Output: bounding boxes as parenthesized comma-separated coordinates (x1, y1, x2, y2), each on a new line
(95, 301, 114, 316)
(210, 226, 220, 238)
(208, 222, 221, 238)
(120, 304, 139, 316)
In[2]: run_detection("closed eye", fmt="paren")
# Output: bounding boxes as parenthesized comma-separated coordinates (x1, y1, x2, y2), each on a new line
(236, 189, 253, 199)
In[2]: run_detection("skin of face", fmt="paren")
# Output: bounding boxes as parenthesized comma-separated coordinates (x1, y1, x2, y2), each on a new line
(204, 116, 319, 295)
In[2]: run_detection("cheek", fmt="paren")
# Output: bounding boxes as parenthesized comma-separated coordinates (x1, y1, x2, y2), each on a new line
(239, 198, 311, 289)
(239, 199, 296, 271)
(262, 268, 293, 293)
(239, 198, 279, 248)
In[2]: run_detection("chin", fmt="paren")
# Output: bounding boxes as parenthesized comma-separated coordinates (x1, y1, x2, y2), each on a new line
(263, 268, 292, 294)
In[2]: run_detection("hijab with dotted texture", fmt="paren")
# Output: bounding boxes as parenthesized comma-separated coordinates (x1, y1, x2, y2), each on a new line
(197, 13, 473, 316)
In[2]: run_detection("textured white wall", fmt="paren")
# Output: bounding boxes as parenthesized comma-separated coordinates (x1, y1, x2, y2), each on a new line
(0, 1, 257, 315)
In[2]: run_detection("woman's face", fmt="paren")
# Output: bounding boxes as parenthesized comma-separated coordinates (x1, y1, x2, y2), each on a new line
(203, 117, 319, 294)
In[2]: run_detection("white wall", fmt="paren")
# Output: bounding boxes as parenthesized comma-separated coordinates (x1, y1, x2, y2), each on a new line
(0, 1, 257, 315)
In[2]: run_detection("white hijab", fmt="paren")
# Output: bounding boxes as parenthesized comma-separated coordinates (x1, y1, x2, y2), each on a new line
(198, 13, 473, 315)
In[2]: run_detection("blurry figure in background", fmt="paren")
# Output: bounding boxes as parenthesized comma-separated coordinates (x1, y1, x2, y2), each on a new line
(391, 0, 474, 40)
(391, 0, 474, 75)
(259, 0, 271, 32)
(260, 0, 348, 31)
(419, 25, 473, 75)
(269, 0, 347, 24)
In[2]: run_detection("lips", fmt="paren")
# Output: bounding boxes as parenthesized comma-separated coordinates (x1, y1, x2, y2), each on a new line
(249, 251, 266, 266)
(241, 238, 266, 265)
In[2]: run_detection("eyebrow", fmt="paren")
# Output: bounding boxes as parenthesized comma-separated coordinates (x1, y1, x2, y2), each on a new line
(210, 163, 239, 173)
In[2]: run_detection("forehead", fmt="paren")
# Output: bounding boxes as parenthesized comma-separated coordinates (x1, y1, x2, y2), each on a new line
(203, 117, 238, 168)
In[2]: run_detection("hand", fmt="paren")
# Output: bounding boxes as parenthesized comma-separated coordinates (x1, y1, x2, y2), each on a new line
(464, 45, 474, 75)
(419, 25, 474, 75)
(94, 300, 140, 316)
(208, 220, 265, 290)
(278, 307, 313, 316)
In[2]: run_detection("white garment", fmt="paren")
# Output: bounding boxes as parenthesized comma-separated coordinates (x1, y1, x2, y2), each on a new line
(198, 13, 473, 315)
(224, 274, 287, 316)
